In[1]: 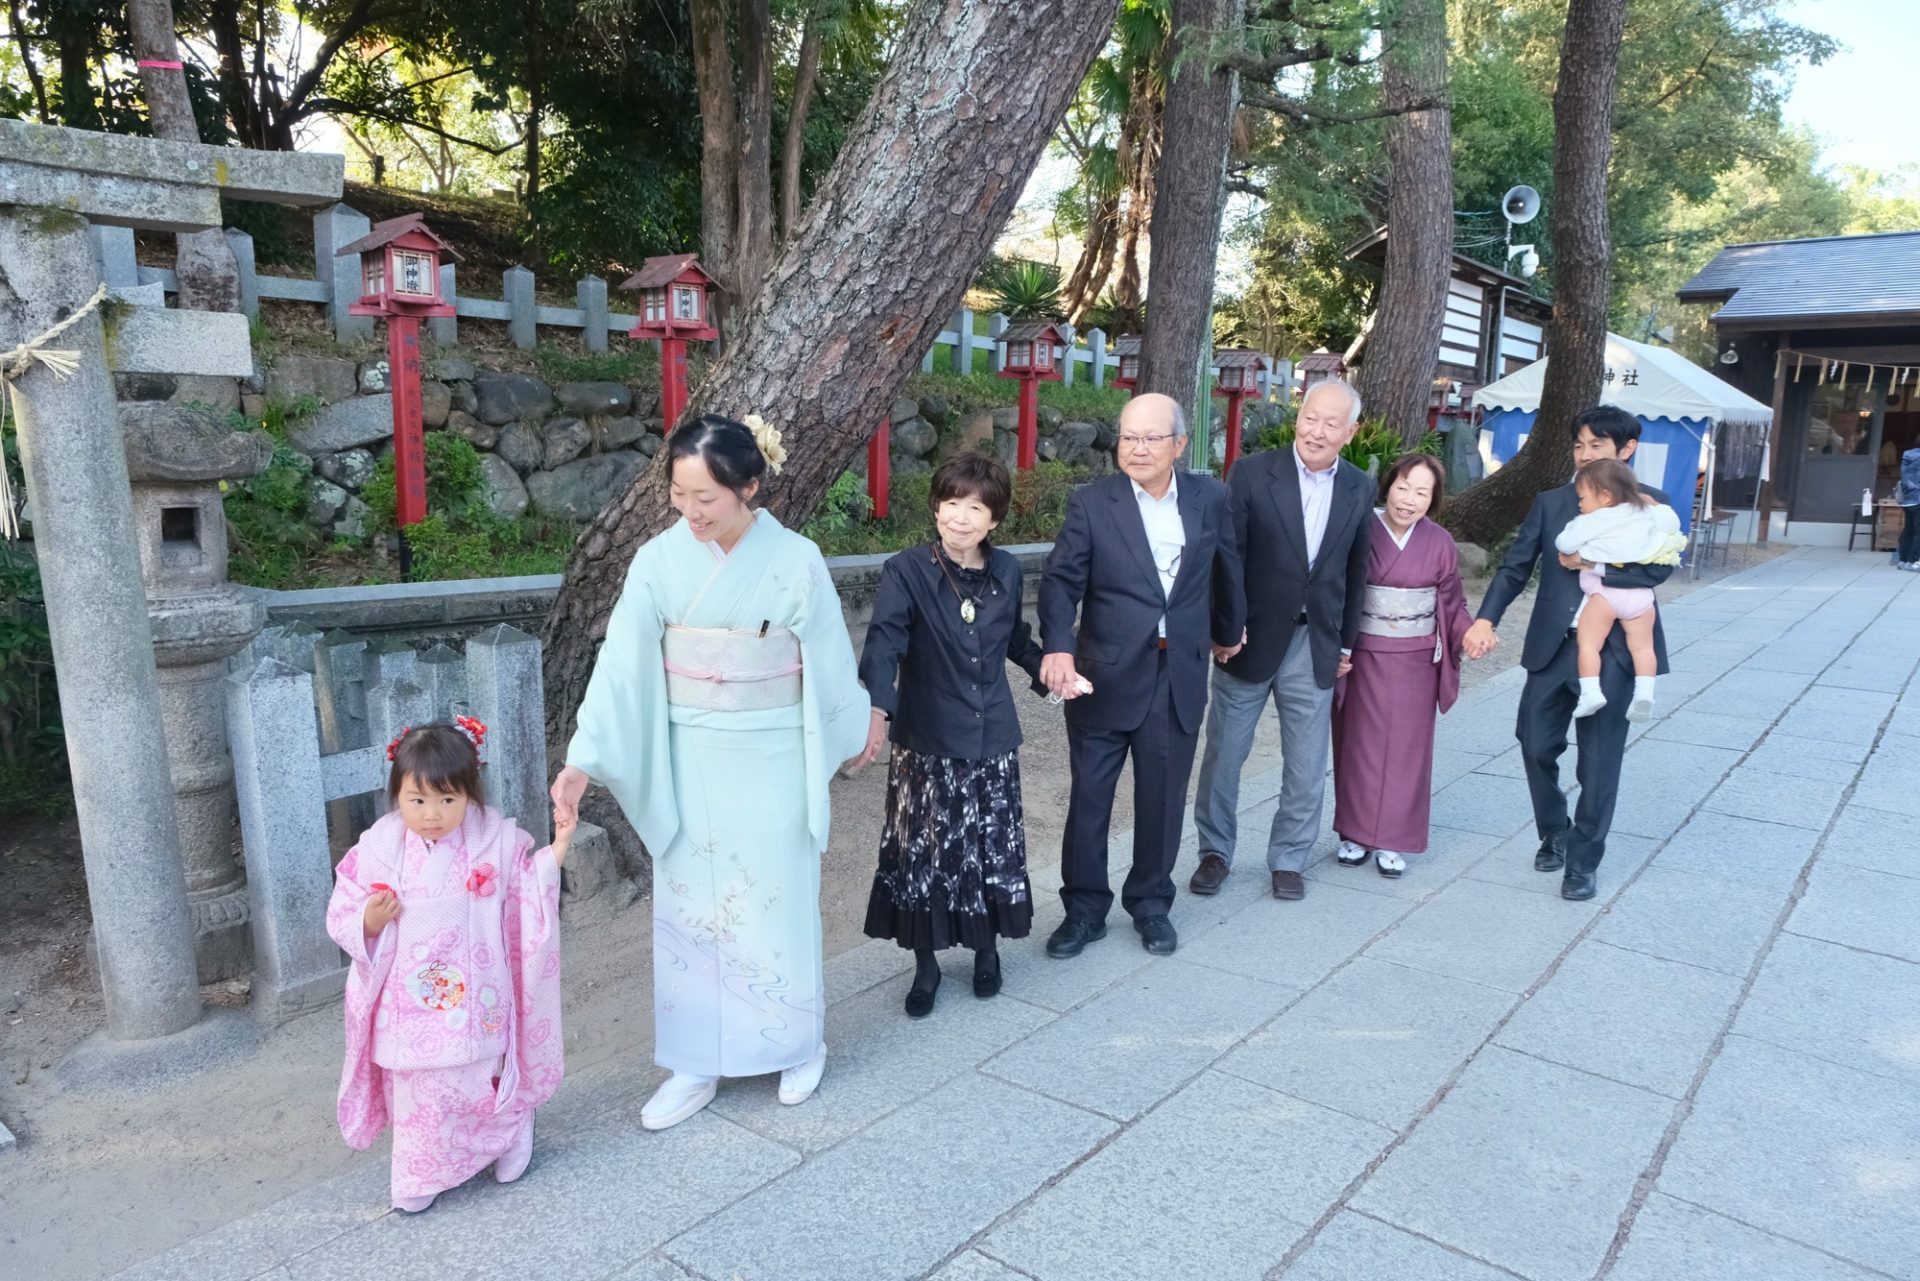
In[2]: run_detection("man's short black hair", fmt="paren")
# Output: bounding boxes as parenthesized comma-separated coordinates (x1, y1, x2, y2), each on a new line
(1570, 405, 1641, 448)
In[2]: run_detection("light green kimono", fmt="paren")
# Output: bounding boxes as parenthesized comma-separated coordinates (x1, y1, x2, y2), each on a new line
(566, 511, 869, 1076)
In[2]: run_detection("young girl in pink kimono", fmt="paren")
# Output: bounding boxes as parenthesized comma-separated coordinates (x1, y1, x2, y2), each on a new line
(326, 718, 574, 1213)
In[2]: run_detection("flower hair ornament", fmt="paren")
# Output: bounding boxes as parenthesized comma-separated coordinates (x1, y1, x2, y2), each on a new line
(742, 413, 787, 476)
(384, 716, 490, 763)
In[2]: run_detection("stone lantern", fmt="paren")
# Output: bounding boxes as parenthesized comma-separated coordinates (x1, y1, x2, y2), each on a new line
(124, 403, 275, 980)
(998, 318, 1067, 471)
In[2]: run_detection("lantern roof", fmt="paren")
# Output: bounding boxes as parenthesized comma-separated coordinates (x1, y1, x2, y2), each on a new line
(335, 212, 462, 261)
(622, 253, 718, 292)
(1300, 350, 1348, 373)
(1112, 335, 1142, 357)
(1002, 318, 1068, 345)
(1214, 348, 1270, 371)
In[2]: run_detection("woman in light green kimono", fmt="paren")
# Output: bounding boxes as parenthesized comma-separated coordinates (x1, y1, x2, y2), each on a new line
(550, 414, 871, 1131)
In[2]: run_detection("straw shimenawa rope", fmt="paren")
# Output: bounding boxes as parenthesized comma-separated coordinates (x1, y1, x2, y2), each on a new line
(0, 282, 110, 540)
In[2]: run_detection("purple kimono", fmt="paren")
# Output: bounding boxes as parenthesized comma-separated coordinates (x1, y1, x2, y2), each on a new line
(1331, 515, 1474, 855)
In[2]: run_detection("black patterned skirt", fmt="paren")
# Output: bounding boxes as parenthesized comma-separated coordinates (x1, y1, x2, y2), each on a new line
(863, 746, 1034, 951)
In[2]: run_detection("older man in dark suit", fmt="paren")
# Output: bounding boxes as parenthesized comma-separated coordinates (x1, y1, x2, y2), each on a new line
(1039, 392, 1244, 958)
(1464, 405, 1673, 901)
(1188, 379, 1375, 902)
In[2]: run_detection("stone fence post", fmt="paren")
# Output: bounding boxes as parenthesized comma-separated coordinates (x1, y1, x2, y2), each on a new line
(989, 312, 1009, 375)
(1088, 327, 1108, 388)
(578, 275, 609, 354)
(1060, 322, 1078, 387)
(225, 228, 259, 318)
(466, 625, 550, 844)
(314, 203, 373, 343)
(227, 658, 344, 1024)
(505, 265, 536, 349)
(431, 261, 459, 347)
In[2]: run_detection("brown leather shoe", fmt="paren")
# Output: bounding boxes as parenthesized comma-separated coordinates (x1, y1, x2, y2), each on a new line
(1271, 870, 1306, 900)
(1189, 852, 1230, 896)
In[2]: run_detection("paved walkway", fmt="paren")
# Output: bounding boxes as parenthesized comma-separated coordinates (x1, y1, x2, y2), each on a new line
(120, 548, 1920, 1281)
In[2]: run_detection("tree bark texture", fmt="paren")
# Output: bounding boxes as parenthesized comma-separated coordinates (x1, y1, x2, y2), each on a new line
(733, 0, 776, 303)
(128, 0, 243, 313)
(691, 0, 740, 298)
(1109, 70, 1163, 326)
(542, 0, 1123, 747)
(6, 0, 50, 122)
(1355, 0, 1452, 445)
(1136, 0, 1243, 420)
(1442, 0, 1627, 548)
(779, 8, 826, 240)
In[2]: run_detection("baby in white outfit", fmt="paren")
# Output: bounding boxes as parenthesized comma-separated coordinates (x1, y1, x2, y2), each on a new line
(1554, 458, 1687, 722)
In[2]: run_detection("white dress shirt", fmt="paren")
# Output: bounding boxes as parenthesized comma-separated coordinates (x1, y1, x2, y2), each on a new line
(1295, 447, 1338, 568)
(1131, 472, 1184, 637)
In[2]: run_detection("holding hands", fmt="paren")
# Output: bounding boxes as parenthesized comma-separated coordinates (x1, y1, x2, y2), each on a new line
(1039, 652, 1094, 703)
(1463, 618, 1500, 661)
(1212, 628, 1247, 665)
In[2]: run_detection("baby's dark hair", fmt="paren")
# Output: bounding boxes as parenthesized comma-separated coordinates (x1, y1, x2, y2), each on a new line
(387, 723, 487, 806)
(1574, 458, 1653, 509)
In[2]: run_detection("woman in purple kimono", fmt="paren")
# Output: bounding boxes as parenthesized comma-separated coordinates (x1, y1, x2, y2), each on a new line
(1331, 454, 1474, 877)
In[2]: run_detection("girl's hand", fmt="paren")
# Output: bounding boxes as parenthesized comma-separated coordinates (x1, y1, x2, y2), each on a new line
(551, 808, 577, 868)
(550, 765, 590, 830)
(363, 889, 402, 937)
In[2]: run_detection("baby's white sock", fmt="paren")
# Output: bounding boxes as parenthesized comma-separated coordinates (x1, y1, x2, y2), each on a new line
(1633, 676, 1657, 703)
(1573, 676, 1606, 717)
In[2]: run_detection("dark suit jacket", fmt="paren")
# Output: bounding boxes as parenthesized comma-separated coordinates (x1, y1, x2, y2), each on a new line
(1477, 482, 1673, 674)
(1211, 447, 1375, 689)
(1039, 470, 1244, 734)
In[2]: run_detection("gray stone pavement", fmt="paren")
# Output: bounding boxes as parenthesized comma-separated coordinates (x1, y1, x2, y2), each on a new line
(117, 547, 1920, 1281)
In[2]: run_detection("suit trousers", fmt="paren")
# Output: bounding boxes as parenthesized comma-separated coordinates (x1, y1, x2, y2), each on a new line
(1061, 651, 1198, 923)
(1193, 629, 1334, 873)
(1517, 631, 1633, 875)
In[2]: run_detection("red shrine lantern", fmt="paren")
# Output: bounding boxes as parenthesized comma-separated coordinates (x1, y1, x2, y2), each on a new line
(998, 319, 1068, 471)
(1112, 335, 1142, 393)
(1212, 348, 1271, 477)
(337, 215, 462, 579)
(622, 253, 720, 433)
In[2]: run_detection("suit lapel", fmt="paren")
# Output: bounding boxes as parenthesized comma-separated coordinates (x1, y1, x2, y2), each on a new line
(1107, 476, 1164, 592)
(1169, 472, 1204, 598)
(1308, 463, 1366, 581)
(1262, 450, 1311, 568)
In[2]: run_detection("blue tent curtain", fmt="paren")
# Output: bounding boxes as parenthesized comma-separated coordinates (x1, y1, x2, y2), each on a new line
(1479, 409, 1706, 538)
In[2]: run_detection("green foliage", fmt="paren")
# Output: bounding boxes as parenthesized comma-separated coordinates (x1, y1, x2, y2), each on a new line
(978, 259, 1065, 319)
(0, 543, 66, 815)
(804, 461, 1084, 557)
(531, 342, 661, 387)
(390, 511, 579, 581)
(904, 370, 1133, 424)
(1251, 417, 1438, 476)
(224, 444, 325, 590)
(361, 432, 490, 532)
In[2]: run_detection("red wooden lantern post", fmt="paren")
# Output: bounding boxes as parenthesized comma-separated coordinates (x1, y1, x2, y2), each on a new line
(998, 319, 1067, 471)
(621, 253, 720, 433)
(337, 214, 460, 579)
(1111, 335, 1142, 394)
(867, 417, 891, 519)
(1212, 348, 1270, 478)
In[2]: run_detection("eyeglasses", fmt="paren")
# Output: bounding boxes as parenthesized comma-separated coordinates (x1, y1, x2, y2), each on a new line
(1118, 433, 1175, 450)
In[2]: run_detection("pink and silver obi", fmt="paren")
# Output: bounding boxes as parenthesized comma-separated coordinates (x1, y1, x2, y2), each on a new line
(662, 624, 804, 711)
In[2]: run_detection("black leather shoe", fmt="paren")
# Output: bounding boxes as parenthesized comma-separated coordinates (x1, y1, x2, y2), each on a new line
(1560, 868, 1596, 901)
(904, 972, 940, 1018)
(973, 950, 1002, 999)
(1189, 852, 1230, 895)
(1135, 915, 1178, 955)
(1046, 919, 1107, 959)
(1535, 831, 1568, 873)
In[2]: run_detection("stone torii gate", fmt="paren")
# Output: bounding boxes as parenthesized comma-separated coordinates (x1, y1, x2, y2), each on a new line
(0, 120, 341, 1042)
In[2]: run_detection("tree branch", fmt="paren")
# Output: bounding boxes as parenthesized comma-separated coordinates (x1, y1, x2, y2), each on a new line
(280, 0, 386, 115)
(1242, 87, 1444, 123)
(303, 97, 525, 154)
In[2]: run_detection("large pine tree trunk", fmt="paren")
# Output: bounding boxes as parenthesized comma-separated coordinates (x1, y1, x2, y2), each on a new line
(778, 6, 825, 241)
(691, 0, 740, 305)
(1442, 0, 1627, 548)
(542, 0, 1123, 747)
(1136, 0, 1243, 416)
(1355, 0, 1452, 445)
(733, 0, 777, 304)
(128, 0, 242, 313)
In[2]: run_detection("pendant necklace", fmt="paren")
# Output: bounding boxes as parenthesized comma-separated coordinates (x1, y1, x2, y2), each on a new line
(932, 542, 982, 624)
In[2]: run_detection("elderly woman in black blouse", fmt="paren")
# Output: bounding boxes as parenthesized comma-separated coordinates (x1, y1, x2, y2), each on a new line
(857, 452, 1064, 1018)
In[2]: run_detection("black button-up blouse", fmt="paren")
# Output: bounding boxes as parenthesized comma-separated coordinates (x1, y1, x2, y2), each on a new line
(859, 542, 1048, 761)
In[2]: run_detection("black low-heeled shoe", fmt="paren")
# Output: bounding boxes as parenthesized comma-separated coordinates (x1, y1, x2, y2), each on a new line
(973, 951, 1002, 999)
(905, 972, 940, 1018)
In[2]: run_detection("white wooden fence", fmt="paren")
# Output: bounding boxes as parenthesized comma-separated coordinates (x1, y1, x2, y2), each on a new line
(89, 203, 1279, 397)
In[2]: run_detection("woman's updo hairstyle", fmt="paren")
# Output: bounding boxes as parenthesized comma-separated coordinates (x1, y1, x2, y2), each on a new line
(667, 414, 768, 500)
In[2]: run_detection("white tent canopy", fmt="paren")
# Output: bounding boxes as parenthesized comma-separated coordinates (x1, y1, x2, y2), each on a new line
(1473, 333, 1772, 425)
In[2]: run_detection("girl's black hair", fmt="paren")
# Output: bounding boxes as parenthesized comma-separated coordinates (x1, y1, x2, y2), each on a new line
(387, 723, 487, 807)
(666, 414, 768, 499)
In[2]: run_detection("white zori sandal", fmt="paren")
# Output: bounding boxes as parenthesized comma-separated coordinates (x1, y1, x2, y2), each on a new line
(1336, 840, 1372, 867)
(641, 1073, 718, 1131)
(778, 1044, 828, 1106)
(1375, 851, 1407, 878)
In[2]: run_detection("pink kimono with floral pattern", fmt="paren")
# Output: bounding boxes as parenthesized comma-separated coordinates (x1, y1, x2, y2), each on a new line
(326, 805, 563, 1200)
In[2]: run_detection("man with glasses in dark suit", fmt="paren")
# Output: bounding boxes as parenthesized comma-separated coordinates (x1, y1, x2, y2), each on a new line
(1039, 392, 1244, 958)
